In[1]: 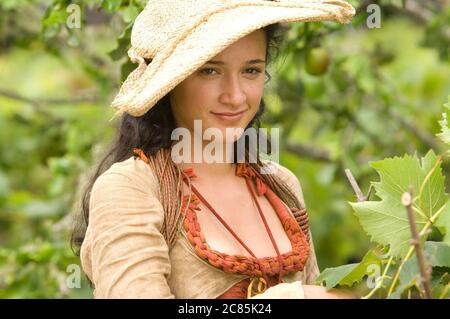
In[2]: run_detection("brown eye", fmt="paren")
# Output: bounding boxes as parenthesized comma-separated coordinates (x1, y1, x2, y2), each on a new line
(246, 68, 262, 75)
(200, 68, 218, 75)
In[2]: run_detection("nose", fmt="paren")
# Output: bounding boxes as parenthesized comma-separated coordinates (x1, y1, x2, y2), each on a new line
(219, 74, 247, 108)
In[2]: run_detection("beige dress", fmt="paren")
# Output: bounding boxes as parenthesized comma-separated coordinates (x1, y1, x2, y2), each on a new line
(80, 156, 320, 298)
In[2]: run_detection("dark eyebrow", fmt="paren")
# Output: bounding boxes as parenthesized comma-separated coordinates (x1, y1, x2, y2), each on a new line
(205, 59, 266, 65)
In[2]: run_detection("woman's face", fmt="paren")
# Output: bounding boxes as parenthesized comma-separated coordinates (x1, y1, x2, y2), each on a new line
(169, 29, 267, 145)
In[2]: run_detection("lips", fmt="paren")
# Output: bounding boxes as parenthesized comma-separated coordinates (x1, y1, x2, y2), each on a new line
(211, 109, 247, 122)
(211, 110, 247, 116)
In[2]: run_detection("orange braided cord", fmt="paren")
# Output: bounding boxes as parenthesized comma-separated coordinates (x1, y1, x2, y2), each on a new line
(133, 148, 150, 164)
(180, 175, 310, 278)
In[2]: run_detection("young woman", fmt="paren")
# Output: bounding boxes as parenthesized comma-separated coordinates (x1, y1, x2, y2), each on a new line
(72, 0, 356, 299)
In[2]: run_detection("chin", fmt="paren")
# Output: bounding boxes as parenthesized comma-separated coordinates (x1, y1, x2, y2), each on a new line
(211, 127, 244, 144)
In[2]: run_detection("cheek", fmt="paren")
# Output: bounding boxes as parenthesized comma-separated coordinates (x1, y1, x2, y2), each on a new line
(169, 94, 184, 125)
(171, 102, 200, 130)
(180, 82, 213, 113)
(248, 90, 263, 114)
(247, 80, 264, 102)
(170, 83, 208, 123)
(244, 104, 260, 129)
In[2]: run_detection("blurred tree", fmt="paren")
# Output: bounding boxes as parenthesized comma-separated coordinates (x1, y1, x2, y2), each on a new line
(0, 0, 449, 298)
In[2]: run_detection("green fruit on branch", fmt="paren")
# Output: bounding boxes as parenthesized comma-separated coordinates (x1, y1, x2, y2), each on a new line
(305, 47, 331, 76)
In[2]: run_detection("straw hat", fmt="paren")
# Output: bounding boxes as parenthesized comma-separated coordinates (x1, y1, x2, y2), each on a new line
(111, 0, 355, 117)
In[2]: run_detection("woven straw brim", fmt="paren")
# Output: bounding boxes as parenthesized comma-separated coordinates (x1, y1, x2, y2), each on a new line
(112, 1, 355, 117)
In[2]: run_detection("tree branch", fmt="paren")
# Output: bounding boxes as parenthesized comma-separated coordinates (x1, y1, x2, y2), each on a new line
(401, 187, 433, 299)
(0, 88, 99, 107)
(344, 168, 367, 202)
(387, 108, 442, 151)
(285, 142, 332, 162)
(343, 168, 373, 202)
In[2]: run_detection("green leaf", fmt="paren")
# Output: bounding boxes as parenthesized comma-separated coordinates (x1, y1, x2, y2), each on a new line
(122, 4, 139, 23)
(102, 0, 123, 12)
(436, 197, 450, 244)
(21, 199, 65, 218)
(349, 150, 449, 258)
(0, 172, 10, 198)
(424, 241, 450, 267)
(315, 264, 357, 289)
(315, 250, 381, 289)
(388, 256, 421, 299)
(380, 0, 404, 7)
(120, 59, 137, 83)
(436, 96, 450, 146)
(108, 23, 132, 61)
(390, 241, 450, 298)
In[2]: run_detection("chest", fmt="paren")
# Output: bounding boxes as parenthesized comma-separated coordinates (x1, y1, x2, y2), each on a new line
(181, 178, 293, 259)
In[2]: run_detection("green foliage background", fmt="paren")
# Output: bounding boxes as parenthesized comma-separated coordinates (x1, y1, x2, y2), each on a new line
(0, 0, 449, 298)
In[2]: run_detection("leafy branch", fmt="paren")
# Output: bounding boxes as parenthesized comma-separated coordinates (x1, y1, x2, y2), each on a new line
(316, 97, 450, 299)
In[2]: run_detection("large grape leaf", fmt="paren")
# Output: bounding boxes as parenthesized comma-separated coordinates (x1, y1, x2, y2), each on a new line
(315, 250, 381, 289)
(349, 150, 449, 258)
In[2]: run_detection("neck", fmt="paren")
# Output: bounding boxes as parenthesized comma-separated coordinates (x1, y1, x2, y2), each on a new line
(179, 161, 236, 178)
(172, 135, 237, 178)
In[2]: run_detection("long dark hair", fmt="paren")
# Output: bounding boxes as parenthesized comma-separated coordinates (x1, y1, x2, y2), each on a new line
(71, 23, 287, 256)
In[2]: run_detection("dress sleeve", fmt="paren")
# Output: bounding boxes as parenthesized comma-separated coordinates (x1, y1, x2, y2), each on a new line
(80, 159, 175, 298)
(250, 281, 305, 299)
(268, 161, 321, 285)
(303, 230, 320, 284)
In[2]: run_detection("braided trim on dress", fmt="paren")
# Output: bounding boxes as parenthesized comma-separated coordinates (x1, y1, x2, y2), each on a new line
(180, 164, 310, 278)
